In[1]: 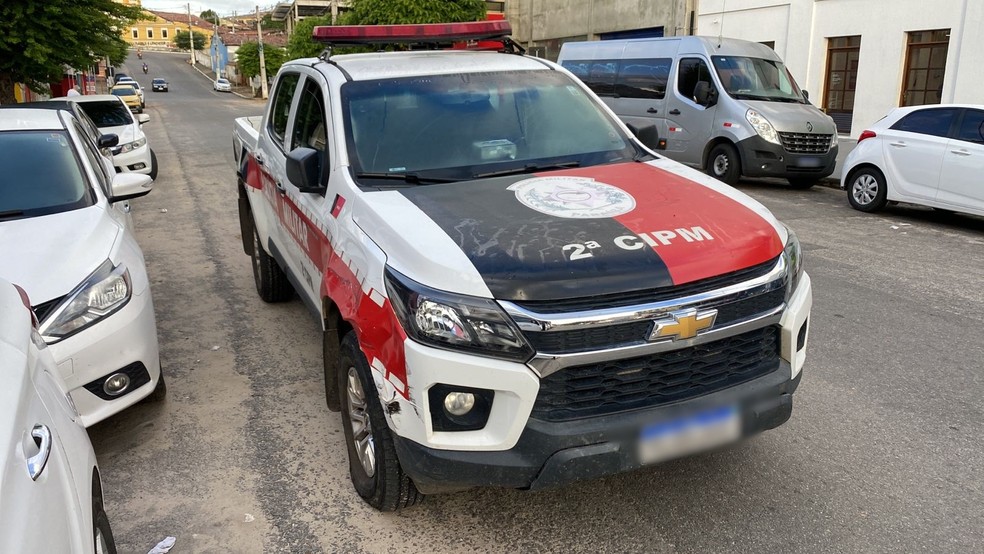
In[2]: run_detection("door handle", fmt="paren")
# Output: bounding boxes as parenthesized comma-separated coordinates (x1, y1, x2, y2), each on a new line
(950, 149, 971, 156)
(254, 152, 265, 166)
(275, 181, 286, 195)
(26, 424, 51, 481)
(889, 141, 906, 147)
(669, 109, 681, 115)
(647, 107, 659, 114)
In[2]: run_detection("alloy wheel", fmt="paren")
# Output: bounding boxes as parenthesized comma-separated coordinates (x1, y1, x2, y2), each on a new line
(852, 174, 879, 205)
(346, 367, 375, 477)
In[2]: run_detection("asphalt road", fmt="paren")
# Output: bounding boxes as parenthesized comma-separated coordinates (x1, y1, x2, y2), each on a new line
(88, 51, 984, 553)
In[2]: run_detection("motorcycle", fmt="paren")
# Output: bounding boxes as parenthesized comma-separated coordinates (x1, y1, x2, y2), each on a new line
(142, 64, 148, 74)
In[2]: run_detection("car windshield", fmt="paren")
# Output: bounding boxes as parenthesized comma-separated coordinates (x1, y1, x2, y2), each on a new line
(153, 79, 165, 83)
(77, 101, 133, 127)
(342, 70, 643, 183)
(0, 131, 94, 220)
(112, 87, 136, 97)
(711, 56, 806, 103)
(218, 79, 229, 84)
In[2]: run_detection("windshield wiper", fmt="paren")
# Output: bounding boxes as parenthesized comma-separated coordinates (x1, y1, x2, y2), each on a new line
(472, 161, 580, 179)
(353, 172, 458, 185)
(0, 209, 25, 221)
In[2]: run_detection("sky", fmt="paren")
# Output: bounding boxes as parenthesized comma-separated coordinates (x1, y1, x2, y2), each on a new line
(140, 1, 277, 17)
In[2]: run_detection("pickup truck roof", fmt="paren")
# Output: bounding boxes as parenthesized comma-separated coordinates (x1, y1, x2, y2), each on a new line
(298, 50, 552, 82)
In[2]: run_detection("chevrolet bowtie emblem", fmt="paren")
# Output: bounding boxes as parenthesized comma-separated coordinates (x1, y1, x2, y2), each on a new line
(649, 308, 718, 341)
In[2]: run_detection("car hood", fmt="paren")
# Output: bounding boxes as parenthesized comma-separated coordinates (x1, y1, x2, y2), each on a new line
(744, 100, 836, 135)
(0, 206, 119, 304)
(361, 161, 785, 301)
(100, 123, 138, 144)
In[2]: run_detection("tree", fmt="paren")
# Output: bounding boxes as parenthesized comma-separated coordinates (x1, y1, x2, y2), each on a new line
(174, 30, 208, 50)
(0, 0, 145, 104)
(237, 42, 288, 80)
(286, 15, 332, 60)
(342, 0, 486, 25)
(199, 10, 220, 25)
(261, 14, 285, 31)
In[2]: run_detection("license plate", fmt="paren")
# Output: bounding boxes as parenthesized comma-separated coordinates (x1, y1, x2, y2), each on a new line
(638, 406, 741, 465)
(797, 156, 823, 168)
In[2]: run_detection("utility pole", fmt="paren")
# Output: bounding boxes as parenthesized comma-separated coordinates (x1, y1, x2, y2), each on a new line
(187, 3, 195, 66)
(214, 21, 221, 80)
(256, 5, 268, 99)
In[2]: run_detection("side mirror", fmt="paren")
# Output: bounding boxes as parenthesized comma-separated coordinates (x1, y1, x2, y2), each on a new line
(693, 81, 717, 107)
(109, 172, 153, 203)
(286, 147, 326, 193)
(626, 124, 660, 150)
(98, 133, 119, 149)
(137, 114, 150, 125)
(802, 89, 810, 102)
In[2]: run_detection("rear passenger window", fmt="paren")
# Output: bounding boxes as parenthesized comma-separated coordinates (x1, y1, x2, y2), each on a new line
(955, 110, 984, 144)
(269, 73, 300, 148)
(562, 59, 618, 97)
(677, 58, 713, 101)
(890, 108, 958, 138)
(615, 58, 671, 99)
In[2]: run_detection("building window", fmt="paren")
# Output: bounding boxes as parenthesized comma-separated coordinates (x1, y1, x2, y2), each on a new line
(162, 28, 168, 39)
(131, 28, 139, 39)
(146, 28, 154, 39)
(823, 35, 861, 134)
(901, 29, 950, 107)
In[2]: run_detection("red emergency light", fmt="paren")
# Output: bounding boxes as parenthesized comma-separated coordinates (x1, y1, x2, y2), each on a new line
(312, 20, 513, 45)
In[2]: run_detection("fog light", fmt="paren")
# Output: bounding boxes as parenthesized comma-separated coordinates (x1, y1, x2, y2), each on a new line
(103, 373, 130, 396)
(443, 392, 475, 416)
(131, 162, 146, 170)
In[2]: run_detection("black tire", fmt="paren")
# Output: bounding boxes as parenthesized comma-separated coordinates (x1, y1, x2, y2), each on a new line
(846, 167, 888, 212)
(707, 143, 741, 185)
(788, 178, 819, 189)
(148, 149, 158, 181)
(250, 226, 293, 302)
(932, 207, 955, 215)
(323, 330, 341, 412)
(142, 369, 167, 403)
(338, 332, 422, 512)
(93, 506, 117, 554)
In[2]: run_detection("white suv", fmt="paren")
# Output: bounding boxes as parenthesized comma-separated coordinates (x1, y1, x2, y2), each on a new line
(54, 94, 158, 180)
(0, 102, 165, 427)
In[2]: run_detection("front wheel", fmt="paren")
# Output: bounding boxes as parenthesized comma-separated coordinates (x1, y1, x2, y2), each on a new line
(93, 506, 117, 554)
(148, 149, 158, 181)
(707, 143, 741, 186)
(847, 167, 888, 212)
(338, 332, 422, 512)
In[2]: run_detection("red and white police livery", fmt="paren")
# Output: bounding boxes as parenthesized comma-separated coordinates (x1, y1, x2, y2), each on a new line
(232, 21, 813, 511)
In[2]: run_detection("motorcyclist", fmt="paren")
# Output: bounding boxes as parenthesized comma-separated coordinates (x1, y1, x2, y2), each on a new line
(142, 63, 148, 74)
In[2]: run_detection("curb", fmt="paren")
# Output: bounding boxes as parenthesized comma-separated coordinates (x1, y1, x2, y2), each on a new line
(188, 61, 260, 101)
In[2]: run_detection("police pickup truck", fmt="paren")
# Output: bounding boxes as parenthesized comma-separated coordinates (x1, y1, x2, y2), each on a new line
(232, 21, 812, 511)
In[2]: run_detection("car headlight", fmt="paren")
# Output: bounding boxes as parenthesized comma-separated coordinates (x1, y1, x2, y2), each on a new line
(783, 225, 803, 294)
(112, 136, 146, 155)
(746, 109, 781, 145)
(39, 260, 131, 343)
(384, 267, 533, 361)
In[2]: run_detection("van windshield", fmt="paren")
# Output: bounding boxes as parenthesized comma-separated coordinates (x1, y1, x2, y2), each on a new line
(341, 70, 646, 184)
(712, 56, 806, 104)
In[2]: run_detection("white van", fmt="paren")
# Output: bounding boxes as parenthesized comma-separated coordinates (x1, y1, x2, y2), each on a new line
(559, 36, 838, 188)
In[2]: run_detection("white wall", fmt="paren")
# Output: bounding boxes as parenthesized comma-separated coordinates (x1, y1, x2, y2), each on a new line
(698, 0, 981, 137)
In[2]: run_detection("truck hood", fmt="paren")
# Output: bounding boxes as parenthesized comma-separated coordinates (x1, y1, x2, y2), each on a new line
(0, 206, 118, 304)
(365, 162, 784, 302)
(744, 100, 836, 135)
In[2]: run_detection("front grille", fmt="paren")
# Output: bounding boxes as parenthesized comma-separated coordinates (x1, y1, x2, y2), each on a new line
(524, 287, 785, 354)
(531, 326, 781, 422)
(512, 256, 780, 314)
(779, 132, 832, 154)
(32, 296, 66, 323)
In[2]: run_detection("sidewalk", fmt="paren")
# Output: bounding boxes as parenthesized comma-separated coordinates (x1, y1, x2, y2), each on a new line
(188, 60, 261, 101)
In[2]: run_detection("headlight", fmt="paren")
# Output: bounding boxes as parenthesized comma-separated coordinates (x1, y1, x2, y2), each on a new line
(783, 225, 803, 293)
(745, 109, 781, 145)
(112, 136, 146, 155)
(384, 268, 533, 361)
(39, 260, 131, 343)
(829, 131, 838, 151)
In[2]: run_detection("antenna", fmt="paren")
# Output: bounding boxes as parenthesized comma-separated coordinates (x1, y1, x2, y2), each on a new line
(718, 0, 726, 48)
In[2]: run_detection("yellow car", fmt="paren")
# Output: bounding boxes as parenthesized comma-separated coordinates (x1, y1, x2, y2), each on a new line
(110, 85, 142, 113)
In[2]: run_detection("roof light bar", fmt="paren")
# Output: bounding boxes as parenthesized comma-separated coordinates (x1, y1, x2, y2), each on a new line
(312, 21, 512, 45)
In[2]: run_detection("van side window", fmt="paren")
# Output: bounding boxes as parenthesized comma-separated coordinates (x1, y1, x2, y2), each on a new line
(269, 73, 301, 149)
(561, 59, 617, 97)
(677, 58, 713, 101)
(615, 58, 672, 99)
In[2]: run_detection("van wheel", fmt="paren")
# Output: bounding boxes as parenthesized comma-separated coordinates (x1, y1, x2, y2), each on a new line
(788, 178, 818, 189)
(707, 143, 741, 185)
(338, 332, 422, 512)
(251, 226, 293, 302)
(847, 167, 887, 212)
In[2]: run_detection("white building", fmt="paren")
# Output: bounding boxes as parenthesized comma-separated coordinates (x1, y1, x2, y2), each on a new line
(698, 0, 982, 137)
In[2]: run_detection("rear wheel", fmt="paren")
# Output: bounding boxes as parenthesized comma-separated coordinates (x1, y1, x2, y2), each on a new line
(847, 167, 888, 212)
(707, 143, 741, 186)
(251, 226, 293, 302)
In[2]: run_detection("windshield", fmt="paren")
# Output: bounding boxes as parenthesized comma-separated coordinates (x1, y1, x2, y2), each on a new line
(0, 131, 94, 220)
(218, 79, 229, 84)
(341, 70, 644, 184)
(77, 101, 133, 127)
(153, 79, 165, 84)
(112, 87, 136, 97)
(712, 56, 806, 103)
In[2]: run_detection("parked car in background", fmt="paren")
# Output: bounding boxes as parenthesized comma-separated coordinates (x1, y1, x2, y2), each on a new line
(213, 78, 231, 92)
(0, 102, 165, 427)
(841, 104, 984, 216)
(114, 77, 144, 108)
(0, 277, 118, 553)
(151, 78, 168, 92)
(110, 85, 141, 113)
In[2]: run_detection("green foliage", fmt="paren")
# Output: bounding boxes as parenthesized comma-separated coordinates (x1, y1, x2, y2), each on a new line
(174, 30, 208, 50)
(261, 14, 286, 31)
(199, 10, 220, 25)
(237, 42, 288, 79)
(341, 0, 486, 25)
(286, 15, 332, 60)
(0, 0, 146, 103)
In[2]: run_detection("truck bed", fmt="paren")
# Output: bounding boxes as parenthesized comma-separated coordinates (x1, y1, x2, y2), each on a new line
(233, 115, 262, 169)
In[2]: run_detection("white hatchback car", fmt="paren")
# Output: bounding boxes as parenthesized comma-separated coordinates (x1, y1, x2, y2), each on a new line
(0, 277, 118, 553)
(53, 94, 158, 180)
(213, 78, 232, 92)
(0, 102, 165, 427)
(841, 104, 984, 216)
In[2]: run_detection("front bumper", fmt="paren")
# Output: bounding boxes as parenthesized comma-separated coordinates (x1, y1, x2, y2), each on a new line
(737, 135, 837, 179)
(112, 143, 153, 175)
(49, 286, 161, 427)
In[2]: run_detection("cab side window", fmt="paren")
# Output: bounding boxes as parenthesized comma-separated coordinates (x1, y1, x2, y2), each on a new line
(291, 80, 328, 154)
(615, 58, 672, 100)
(677, 58, 713, 101)
(955, 110, 984, 144)
(890, 108, 958, 138)
(269, 73, 301, 149)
